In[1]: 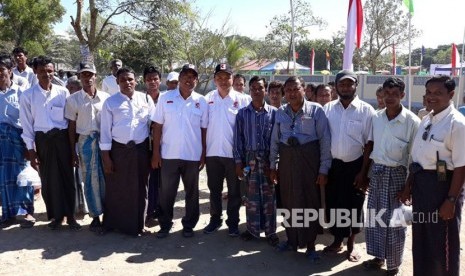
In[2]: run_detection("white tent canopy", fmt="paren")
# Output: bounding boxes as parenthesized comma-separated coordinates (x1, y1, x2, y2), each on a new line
(259, 60, 310, 72)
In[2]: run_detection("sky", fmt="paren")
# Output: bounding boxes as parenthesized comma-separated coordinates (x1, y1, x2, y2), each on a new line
(55, 0, 465, 52)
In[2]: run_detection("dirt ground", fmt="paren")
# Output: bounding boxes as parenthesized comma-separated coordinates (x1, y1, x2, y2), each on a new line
(0, 170, 464, 276)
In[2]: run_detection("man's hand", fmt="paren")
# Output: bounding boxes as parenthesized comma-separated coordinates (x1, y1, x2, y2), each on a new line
(151, 151, 162, 169)
(397, 186, 412, 205)
(28, 150, 40, 172)
(354, 171, 369, 193)
(199, 152, 206, 171)
(235, 163, 244, 178)
(102, 153, 114, 174)
(270, 169, 278, 185)
(316, 174, 328, 186)
(439, 200, 456, 221)
(72, 152, 79, 167)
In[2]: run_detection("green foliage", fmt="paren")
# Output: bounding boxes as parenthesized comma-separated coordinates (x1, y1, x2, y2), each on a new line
(0, 0, 65, 46)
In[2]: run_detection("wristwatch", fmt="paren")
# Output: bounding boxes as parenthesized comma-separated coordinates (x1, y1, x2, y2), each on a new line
(446, 195, 457, 203)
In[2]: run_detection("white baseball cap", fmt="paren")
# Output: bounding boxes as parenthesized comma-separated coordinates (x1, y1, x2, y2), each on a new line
(167, 72, 179, 82)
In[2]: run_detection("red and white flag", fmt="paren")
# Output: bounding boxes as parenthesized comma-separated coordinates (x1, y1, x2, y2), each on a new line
(326, 50, 331, 71)
(310, 48, 315, 75)
(343, 0, 363, 70)
(451, 43, 460, 76)
(392, 44, 396, 75)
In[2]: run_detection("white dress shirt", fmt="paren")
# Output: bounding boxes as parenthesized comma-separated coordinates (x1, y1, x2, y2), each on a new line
(151, 89, 208, 161)
(204, 89, 251, 158)
(13, 66, 36, 89)
(101, 75, 119, 95)
(411, 104, 465, 170)
(99, 91, 154, 150)
(370, 106, 420, 167)
(0, 83, 22, 128)
(323, 96, 376, 162)
(19, 83, 70, 150)
(65, 89, 110, 135)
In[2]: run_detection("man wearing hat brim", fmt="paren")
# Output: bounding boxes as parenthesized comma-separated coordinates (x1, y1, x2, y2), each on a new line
(165, 71, 179, 91)
(65, 62, 109, 232)
(322, 69, 376, 262)
(203, 63, 251, 237)
(151, 64, 208, 238)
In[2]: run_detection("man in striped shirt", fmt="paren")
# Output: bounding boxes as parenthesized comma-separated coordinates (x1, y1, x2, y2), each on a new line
(233, 76, 278, 245)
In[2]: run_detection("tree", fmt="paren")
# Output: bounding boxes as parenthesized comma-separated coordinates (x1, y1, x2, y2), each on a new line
(362, 0, 420, 73)
(0, 0, 65, 47)
(264, 0, 325, 61)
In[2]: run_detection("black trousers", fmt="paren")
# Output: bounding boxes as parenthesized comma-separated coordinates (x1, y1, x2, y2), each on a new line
(158, 159, 200, 230)
(205, 156, 241, 228)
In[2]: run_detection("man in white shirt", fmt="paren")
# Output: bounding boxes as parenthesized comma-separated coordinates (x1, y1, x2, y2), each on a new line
(101, 59, 122, 95)
(400, 76, 465, 276)
(203, 63, 251, 237)
(19, 56, 80, 230)
(363, 78, 420, 276)
(12, 47, 36, 88)
(99, 67, 154, 236)
(151, 64, 208, 238)
(323, 70, 376, 262)
(65, 62, 109, 232)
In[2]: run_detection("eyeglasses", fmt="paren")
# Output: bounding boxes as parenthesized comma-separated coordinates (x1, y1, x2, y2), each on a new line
(422, 124, 432, 141)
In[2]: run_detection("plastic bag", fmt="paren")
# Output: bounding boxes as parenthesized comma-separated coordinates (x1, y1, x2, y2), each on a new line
(16, 162, 41, 187)
(389, 204, 413, 227)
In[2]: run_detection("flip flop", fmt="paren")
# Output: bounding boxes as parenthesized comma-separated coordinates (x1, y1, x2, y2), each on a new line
(347, 250, 361, 262)
(20, 219, 35, 229)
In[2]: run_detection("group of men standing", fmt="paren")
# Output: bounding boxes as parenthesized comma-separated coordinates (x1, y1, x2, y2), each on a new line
(1, 46, 464, 276)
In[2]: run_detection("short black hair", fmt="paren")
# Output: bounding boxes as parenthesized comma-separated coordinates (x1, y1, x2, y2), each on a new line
(12, 47, 27, 56)
(425, 75, 455, 92)
(33, 56, 53, 70)
(248, 75, 267, 88)
(0, 54, 14, 70)
(233, 74, 246, 83)
(327, 81, 335, 87)
(268, 80, 283, 95)
(383, 77, 405, 92)
(314, 84, 331, 97)
(306, 83, 316, 91)
(283, 76, 305, 89)
(143, 65, 161, 80)
(116, 67, 135, 79)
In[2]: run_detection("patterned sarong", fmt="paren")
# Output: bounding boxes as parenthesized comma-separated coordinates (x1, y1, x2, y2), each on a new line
(0, 123, 34, 220)
(77, 133, 105, 218)
(365, 163, 407, 270)
(244, 151, 276, 237)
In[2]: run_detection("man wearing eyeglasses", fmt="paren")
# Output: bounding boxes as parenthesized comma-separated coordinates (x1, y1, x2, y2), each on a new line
(399, 76, 465, 276)
(323, 70, 376, 262)
(362, 77, 420, 276)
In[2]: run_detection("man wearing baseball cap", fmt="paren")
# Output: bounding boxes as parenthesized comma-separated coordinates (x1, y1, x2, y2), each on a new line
(322, 69, 376, 262)
(203, 63, 251, 237)
(165, 71, 179, 91)
(151, 64, 208, 238)
(65, 62, 109, 232)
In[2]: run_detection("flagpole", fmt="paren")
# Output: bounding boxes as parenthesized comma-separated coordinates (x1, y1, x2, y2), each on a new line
(457, 27, 465, 108)
(407, 13, 412, 110)
(290, 0, 297, 75)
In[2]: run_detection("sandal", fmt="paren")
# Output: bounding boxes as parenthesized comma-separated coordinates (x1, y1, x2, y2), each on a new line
(306, 250, 321, 264)
(267, 234, 280, 246)
(363, 257, 384, 270)
(323, 244, 343, 253)
(240, 231, 255, 241)
(47, 219, 62, 230)
(20, 219, 35, 229)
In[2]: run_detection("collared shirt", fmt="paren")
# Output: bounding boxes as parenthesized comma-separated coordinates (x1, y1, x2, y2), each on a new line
(370, 106, 420, 167)
(204, 89, 251, 158)
(233, 103, 277, 164)
(0, 83, 22, 128)
(323, 96, 375, 162)
(101, 75, 119, 95)
(411, 104, 465, 170)
(65, 89, 110, 135)
(19, 83, 70, 150)
(12, 74, 28, 91)
(99, 91, 154, 150)
(13, 66, 36, 89)
(151, 89, 208, 161)
(270, 100, 332, 174)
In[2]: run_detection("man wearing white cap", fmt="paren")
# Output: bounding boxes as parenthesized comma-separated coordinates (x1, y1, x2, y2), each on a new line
(65, 62, 109, 232)
(165, 71, 179, 91)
